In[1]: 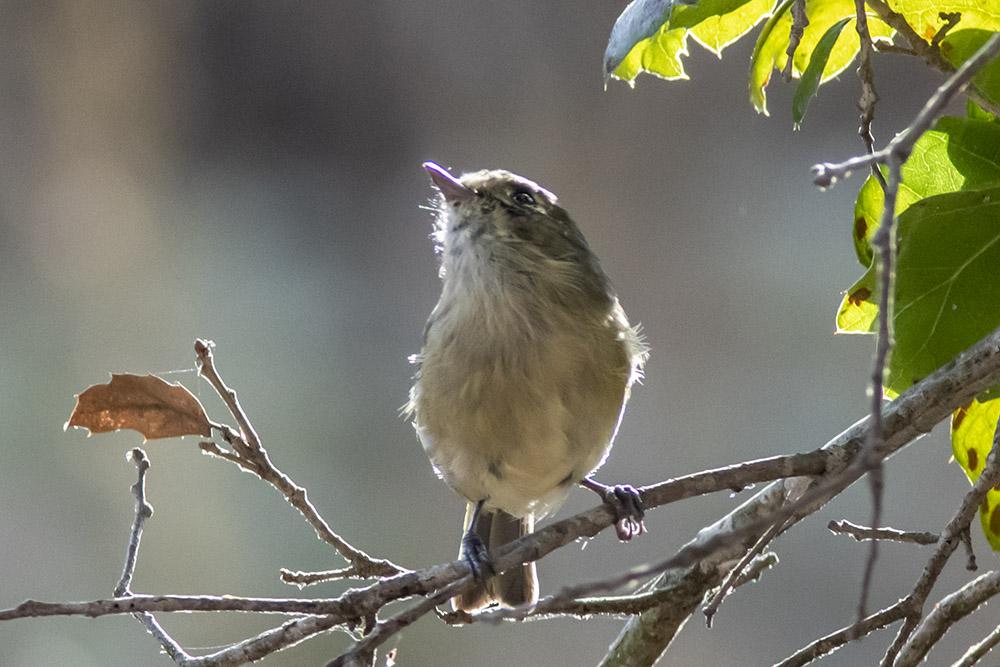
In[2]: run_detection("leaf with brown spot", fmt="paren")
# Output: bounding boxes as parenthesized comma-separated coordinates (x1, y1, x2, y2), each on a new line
(990, 505, 1000, 539)
(847, 288, 871, 307)
(952, 396, 1000, 551)
(952, 403, 970, 432)
(67, 374, 211, 440)
(853, 217, 867, 241)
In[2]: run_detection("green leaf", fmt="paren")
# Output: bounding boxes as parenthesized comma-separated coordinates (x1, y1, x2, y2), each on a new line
(607, 0, 772, 85)
(951, 396, 1000, 551)
(749, 0, 893, 115)
(613, 25, 691, 84)
(605, 0, 683, 82)
(749, 0, 794, 114)
(851, 117, 1000, 265)
(852, 168, 887, 267)
(676, 0, 775, 54)
(943, 29, 1000, 109)
(793, 16, 853, 124)
(838, 185, 1000, 395)
(968, 99, 1000, 122)
(892, 0, 1000, 39)
(890, 2, 1000, 104)
(836, 266, 878, 334)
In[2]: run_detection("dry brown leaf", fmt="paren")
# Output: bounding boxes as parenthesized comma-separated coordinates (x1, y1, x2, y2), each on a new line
(67, 373, 211, 440)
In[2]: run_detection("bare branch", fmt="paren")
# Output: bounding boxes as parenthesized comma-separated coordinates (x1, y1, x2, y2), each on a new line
(854, 0, 885, 188)
(774, 603, 908, 667)
(778, 430, 1000, 667)
(327, 579, 468, 667)
(828, 519, 938, 545)
(111, 449, 198, 663)
(782, 0, 808, 81)
(953, 621, 1000, 667)
(960, 526, 978, 572)
(883, 429, 1000, 666)
(864, 1, 999, 116)
(703, 522, 783, 627)
(193, 339, 404, 580)
(863, 0, 951, 70)
(599, 322, 1000, 667)
(8, 325, 1000, 663)
(895, 571, 1000, 667)
(115, 448, 154, 598)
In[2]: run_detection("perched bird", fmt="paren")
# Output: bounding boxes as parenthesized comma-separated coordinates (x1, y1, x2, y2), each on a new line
(407, 162, 648, 611)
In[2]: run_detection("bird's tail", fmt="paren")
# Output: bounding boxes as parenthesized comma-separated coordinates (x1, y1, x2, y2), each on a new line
(453, 505, 538, 612)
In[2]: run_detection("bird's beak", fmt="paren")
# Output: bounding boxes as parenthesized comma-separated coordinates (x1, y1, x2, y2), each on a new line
(423, 162, 474, 205)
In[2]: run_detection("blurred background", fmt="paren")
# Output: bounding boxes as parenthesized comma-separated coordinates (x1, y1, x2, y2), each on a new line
(0, 2, 989, 666)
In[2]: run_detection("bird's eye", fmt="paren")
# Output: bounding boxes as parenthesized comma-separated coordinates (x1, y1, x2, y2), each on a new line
(512, 190, 536, 206)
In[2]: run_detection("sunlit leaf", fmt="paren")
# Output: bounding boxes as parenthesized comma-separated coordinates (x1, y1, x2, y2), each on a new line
(852, 117, 1000, 266)
(749, 0, 893, 115)
(67, 373, 212, 440)
(837, 185, 1000, 396)
(607, 0, 772, 85)
(793, 16, 852, 124)
(892, 0, 1000, 39)
(836, 268, 878, 334)
(605, 0, 682, 82)
(677, 0, 775, 55)
(943, 29, 1000, 109)
(951, 396, 1000, 550)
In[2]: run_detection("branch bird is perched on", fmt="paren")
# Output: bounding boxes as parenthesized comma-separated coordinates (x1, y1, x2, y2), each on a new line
(407, 162, 649, 611)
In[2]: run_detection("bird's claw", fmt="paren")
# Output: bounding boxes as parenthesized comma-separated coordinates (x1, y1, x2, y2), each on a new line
(604, 484, 646, 541)
(460, 529, 495, 580)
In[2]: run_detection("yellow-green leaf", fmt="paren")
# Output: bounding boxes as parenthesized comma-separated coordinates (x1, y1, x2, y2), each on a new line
(951, 396, 1000, 550)
(793, 16, 853, 124)
(607, 0, 772, 85)
(749, 0, 893, 115)
(839, 185, 1000, 395)
(852, 117, 1000, 267)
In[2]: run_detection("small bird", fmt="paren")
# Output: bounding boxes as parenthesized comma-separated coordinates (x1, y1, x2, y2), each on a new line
(407, 162, 648, 611)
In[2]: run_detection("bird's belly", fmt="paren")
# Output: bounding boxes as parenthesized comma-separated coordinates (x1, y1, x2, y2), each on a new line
(415, 359, 620, 518)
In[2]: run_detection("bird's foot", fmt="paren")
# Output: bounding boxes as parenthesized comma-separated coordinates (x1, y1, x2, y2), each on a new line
(582, 478, 645, 541)
(460, 528, 495, 580)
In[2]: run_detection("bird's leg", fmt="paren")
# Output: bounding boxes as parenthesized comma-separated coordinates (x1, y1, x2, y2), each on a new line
(581, 477, 645, 541)
(461, 498, 495, 579)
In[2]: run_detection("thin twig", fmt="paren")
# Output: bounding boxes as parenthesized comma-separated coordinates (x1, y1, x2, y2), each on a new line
(280, 568, 363, 587)
(863, 0, 951, 71)
(864, 0, 986, 117)
(703, 522, 783, 627)
(931, 12, 962, 48)
(327, 578, 469, 667)
(193, 339, 404, 580)
(827, 519, 938, 545)
(7, 327, 1000, 665)
(813, 38, 1000, 627)
(783, 0, 808, 81)
(863, 0, 1000, 117)
(895, 570, 1000, 667)
(115, 448, 154, 598)
(114, 449, 198, 664)
(774, 603, 908, 667)
(854, 0, 885, 188)
(777, 429, 1000, 667)
(953, 621, 1000, 667)
(812, 32, 1000, 188)
(882, 429, 1000, 666)
(959, 526, 977, 571)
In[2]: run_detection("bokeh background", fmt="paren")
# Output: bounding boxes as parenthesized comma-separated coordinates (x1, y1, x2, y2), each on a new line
(0, 2, 991, 666)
